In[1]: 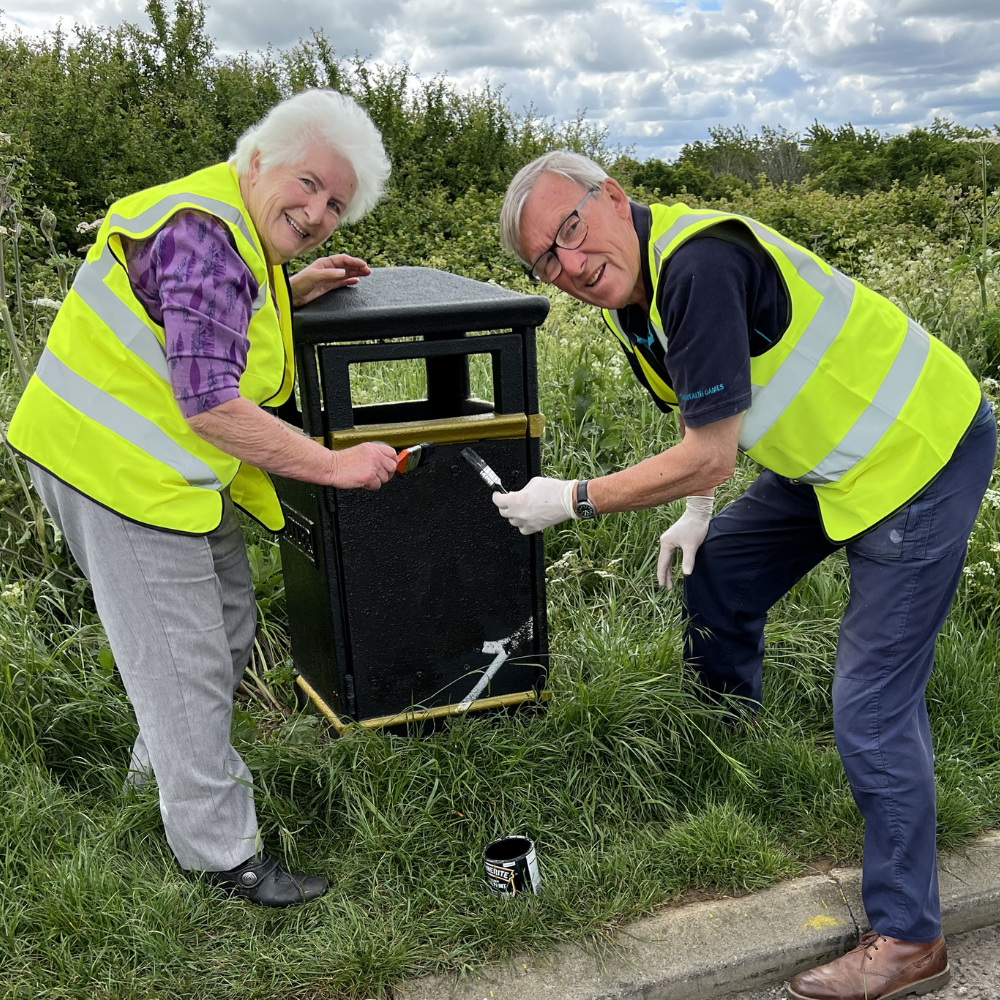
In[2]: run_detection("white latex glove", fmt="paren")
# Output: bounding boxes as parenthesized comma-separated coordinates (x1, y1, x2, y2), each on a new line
(493, 476, 577, 535)
(657, 495, 714, 589)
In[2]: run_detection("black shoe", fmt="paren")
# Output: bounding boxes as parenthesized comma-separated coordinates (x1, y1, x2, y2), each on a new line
(205, 851, 329, 908)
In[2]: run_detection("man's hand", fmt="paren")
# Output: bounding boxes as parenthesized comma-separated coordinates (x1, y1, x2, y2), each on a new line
(657, 494, 713, 589)
(290, 254, 371, 307)
(493, 476, 577, 535)
(330, 441, 398, 490)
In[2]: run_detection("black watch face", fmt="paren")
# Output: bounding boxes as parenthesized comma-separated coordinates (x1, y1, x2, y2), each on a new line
(577, 500, 598, 520)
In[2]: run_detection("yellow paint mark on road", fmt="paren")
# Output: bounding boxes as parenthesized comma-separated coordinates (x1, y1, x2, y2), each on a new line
(802, 914, 845, 932)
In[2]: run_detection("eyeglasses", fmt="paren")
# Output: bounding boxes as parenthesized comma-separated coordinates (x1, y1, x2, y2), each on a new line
(529, 188, 599, 283)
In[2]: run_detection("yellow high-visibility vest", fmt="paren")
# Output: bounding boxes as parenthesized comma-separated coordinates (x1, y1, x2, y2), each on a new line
(10, 162, 295, 533)
(603, 204, 981, 543)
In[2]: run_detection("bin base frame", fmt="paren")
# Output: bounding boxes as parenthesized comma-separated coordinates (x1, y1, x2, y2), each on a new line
(295, 675, 551, 735)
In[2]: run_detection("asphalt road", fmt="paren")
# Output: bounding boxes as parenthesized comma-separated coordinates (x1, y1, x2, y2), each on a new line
(719, 922, 1000, 1000)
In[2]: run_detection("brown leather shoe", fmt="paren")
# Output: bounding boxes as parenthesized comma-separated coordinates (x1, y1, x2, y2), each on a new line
(787, 931, 949, 999)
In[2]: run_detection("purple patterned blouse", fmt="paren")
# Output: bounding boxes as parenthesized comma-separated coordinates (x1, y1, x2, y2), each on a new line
(123, 211, 258, 418)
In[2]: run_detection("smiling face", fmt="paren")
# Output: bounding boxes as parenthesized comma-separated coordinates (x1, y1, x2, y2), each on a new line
(519, 173, 644, 310)
(240, 144, 358, 264)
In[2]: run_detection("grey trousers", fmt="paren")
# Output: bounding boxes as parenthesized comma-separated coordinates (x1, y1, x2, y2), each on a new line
(30, 465, 260, 871)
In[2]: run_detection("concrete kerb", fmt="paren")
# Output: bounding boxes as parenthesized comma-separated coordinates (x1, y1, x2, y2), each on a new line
(396, 831, 1000, 1000)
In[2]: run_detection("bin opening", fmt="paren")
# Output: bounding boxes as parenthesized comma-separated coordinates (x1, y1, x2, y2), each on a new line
(348, 353, 495, 415)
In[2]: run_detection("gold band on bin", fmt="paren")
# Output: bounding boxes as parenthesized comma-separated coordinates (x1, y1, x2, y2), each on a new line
(527, 412, 545, 438)
(296, 674, 551, 735)
(313, 411, 546, 450)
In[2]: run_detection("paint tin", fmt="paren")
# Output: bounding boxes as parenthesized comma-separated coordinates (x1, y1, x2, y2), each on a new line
(483, 835, 542, 895)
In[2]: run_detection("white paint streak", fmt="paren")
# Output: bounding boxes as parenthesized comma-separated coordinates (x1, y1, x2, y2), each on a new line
(455, 618, 533, 711)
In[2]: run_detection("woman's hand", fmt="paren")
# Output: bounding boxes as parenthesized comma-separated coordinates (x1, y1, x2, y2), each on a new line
(186, 397, 396, 490)
(289, 254, 371, 307)
(329, 441, 398, 490)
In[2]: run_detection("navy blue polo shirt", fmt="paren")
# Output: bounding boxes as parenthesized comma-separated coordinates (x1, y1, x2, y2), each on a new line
(614, 202, 788, 428)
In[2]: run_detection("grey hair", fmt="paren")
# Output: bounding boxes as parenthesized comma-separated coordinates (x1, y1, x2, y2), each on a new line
(233, 89, 390, 225)
(500, 149, 608, 264)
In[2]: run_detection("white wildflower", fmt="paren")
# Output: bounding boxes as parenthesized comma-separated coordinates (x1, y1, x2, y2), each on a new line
(546, 550, 578, 573)
(0, 133, 10, 145)
(31, 297, 62, 309)
(955, 135, 1000, 146)
(1, 582, 23, 604)
(76, 218, 104, 233)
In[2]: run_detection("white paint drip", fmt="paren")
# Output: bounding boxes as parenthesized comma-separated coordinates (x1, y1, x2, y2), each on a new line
(455, 618, 533, 711)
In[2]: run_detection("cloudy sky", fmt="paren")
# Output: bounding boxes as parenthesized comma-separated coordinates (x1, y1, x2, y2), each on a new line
(5, 0, 1000, 158)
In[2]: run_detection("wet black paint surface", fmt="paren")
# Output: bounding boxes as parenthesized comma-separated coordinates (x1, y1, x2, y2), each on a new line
(276, 266, 550, 724)
(335, 439, 538, 714)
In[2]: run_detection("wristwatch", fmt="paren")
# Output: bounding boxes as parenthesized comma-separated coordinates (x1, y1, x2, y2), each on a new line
(575, 479, 598, 520)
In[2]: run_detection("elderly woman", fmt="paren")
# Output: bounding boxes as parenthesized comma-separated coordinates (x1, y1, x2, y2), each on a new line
(8, 89, 397, 907)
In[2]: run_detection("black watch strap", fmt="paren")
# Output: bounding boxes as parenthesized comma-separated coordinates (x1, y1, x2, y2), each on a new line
(576, 479, 598, 520)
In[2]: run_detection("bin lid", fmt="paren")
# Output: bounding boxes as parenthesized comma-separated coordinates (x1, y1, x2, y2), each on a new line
(292, 266, 550, 343)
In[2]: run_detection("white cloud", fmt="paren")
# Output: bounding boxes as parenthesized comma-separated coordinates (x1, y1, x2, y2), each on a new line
(3, 0, 999, 159)
(203, 0, 401, 53)
(894, 0, 1000, 18)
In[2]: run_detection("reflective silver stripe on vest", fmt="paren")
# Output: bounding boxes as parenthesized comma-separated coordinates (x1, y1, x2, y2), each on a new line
(107, 192, 260, 259)
(652, 210, 843, 302)
(251, 280, 267, 316)
(652, 210, 730, 275)
(76, 199, 267, 377)
(72, 249, 169, 381)
(651, 212, 858, 453)
(35, 349, 223, 490)
(604, 309, 631, 349)
(739, 269, 856, 451)
(795, 319, 930, 485)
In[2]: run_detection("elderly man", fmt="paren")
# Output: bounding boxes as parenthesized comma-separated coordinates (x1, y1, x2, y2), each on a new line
(495, 149, 996, 1000)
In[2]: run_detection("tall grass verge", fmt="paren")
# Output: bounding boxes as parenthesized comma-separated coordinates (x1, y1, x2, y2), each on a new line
(1, 14, 999, 996)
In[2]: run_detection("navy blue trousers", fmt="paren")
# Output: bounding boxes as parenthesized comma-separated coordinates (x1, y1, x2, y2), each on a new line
(683, 399, 997, 942)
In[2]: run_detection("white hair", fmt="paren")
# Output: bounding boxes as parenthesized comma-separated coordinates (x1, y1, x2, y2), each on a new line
(500, 149, 608, 264)
(233, 89, 390, 225)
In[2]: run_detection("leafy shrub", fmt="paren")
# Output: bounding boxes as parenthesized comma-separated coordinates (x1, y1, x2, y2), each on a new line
(1, 7, 1000, 999)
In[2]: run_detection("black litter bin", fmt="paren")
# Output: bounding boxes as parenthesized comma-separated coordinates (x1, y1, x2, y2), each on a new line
(272, 266, 551, 732)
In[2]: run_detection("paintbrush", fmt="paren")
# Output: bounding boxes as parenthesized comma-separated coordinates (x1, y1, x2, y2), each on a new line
(395, 442, 436, 474)
(459, 447, 508, 493)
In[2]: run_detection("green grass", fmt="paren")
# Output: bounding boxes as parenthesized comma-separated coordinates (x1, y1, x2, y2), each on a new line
(4, 146, 1000, 996)
(1, 291, 999, 999)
